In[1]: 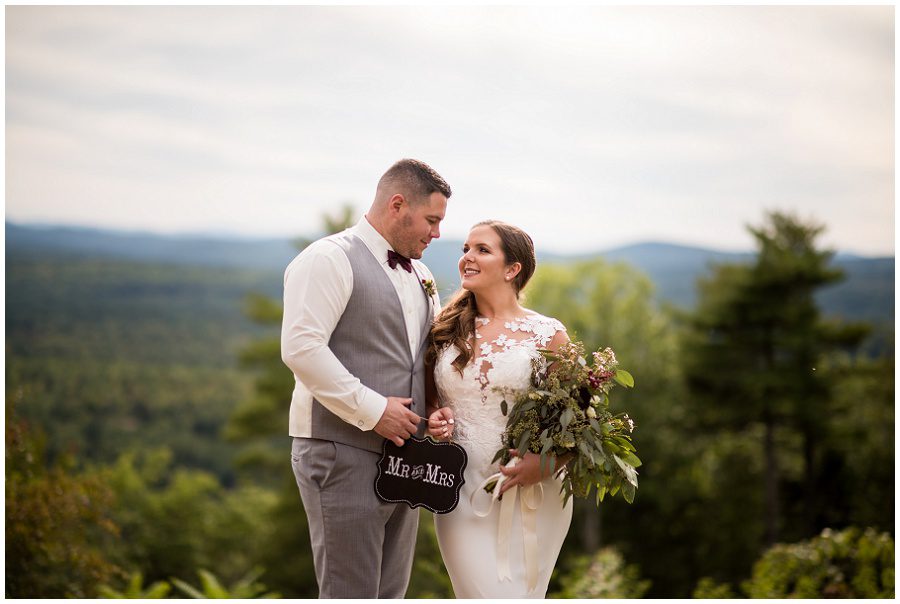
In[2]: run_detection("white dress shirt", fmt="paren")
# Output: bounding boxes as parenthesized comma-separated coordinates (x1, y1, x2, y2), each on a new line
(282, 216, 440, 438)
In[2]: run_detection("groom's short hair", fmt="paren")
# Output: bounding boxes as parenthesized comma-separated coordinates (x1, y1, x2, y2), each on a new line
(377, 159, 452, 203)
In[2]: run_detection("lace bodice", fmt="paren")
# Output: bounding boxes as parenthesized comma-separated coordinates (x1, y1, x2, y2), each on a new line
(434, 312, 566, 477)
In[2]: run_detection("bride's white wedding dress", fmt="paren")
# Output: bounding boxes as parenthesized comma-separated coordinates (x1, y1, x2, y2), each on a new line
(434, 312, 573, 598)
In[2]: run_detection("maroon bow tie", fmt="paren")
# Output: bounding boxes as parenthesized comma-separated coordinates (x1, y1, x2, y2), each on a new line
(387, 250, 412, 273)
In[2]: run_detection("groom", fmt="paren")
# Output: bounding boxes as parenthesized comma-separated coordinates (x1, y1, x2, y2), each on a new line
(282, 159, 451, 598)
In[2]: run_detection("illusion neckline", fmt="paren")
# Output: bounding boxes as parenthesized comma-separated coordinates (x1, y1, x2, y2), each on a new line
(475, 313, 536, 323)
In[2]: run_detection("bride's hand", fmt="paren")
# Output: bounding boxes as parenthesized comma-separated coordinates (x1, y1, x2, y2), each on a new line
(426, 407, 455, 441)
(498, 450, 558, 496)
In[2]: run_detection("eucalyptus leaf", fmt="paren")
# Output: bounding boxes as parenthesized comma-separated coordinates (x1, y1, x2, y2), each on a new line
(561, 408, 574, 430)
(614, 455, 640, 487)
(620, 451, 642, 468)
(517, 431, 532, 457)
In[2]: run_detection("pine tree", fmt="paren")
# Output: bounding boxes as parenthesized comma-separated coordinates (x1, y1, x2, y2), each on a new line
(682, 212, 866, 546)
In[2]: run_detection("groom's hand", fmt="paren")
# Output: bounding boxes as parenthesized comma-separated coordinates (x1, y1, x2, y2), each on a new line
(374, 397, 421, 446)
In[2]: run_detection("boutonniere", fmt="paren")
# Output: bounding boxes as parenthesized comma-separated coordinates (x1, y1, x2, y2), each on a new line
(421, 279, 436, 297)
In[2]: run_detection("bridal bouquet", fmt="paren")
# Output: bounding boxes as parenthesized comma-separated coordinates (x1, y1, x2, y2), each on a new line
(489, 341, 640, 505)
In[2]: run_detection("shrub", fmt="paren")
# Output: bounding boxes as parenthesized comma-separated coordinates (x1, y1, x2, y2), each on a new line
(742, 526, 894, 598)
(553, 546, 650, 598)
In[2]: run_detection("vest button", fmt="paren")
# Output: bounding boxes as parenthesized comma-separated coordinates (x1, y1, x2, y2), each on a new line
(358, 420, 364, 427)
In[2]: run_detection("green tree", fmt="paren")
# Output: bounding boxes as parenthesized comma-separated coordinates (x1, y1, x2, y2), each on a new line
(816, 354, 894, 533)
(93, 446, 279, 592)
(682, 212, 867, 547)
(6, 401, 122, 597)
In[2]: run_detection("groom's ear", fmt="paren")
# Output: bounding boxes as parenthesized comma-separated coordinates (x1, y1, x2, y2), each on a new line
(388, 194, 406, 215)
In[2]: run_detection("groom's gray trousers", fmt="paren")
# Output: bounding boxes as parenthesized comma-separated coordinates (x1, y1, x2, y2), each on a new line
(292, 437, 418, 598)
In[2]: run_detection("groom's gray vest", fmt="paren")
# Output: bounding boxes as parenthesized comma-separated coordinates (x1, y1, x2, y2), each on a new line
(310, 233, 432, 453)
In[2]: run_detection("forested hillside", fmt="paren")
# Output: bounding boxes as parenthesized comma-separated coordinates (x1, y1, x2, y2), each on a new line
(7, 251, 278, 481)
(6, 216, 894, 598)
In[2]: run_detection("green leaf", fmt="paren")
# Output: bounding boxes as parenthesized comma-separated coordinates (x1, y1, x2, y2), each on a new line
(622, 481, 636, 503)
(198, 569, 229, 598)
(602, 441, 622, 455)
(578, 440, 592, 459)
(540, 453, 555, 476)
(145, 583, 173, 599)
(560, 407, 574, 430)
(619, 451, 642, 468)
(500, 399, 508, 416)
(612, 436, 636, 452)
(541, 437, 554, 455)
(614, 455, 640, 487)
(517, 431, 532, 457)
(613, 369, 635, 388)
(171, 578, 205, 599)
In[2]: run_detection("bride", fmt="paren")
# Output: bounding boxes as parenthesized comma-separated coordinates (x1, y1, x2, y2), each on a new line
(424, 220, 573, 598)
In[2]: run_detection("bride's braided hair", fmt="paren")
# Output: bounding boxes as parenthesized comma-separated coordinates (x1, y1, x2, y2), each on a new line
(427, 220, 536, 376)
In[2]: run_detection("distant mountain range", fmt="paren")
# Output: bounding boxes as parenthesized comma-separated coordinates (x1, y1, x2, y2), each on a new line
(6, 222, 894, 324)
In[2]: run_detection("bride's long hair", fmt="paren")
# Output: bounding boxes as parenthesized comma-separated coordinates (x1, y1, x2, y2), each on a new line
(427, 220, 537, 375)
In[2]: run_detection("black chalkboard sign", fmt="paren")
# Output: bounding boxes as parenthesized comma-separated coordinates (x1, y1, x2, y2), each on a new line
(374, 436, 467, 514)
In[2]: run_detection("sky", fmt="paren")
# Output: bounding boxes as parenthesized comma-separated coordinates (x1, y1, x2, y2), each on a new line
(5, 5, 895, 255)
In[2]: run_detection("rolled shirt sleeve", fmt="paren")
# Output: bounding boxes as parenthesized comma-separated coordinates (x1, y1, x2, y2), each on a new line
(281, 240, 387, 431)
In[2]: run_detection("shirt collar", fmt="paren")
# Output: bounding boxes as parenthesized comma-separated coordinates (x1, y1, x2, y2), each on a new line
(354, 215, 394, 266)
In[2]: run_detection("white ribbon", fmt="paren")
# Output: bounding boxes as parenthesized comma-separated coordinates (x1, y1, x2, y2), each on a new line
(470, 458, 544, 592)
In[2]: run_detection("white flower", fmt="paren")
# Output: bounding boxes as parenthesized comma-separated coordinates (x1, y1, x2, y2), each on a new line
(587, 407, 597, 419)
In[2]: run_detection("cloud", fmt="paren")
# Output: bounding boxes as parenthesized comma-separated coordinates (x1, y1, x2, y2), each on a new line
(5, 5, 894, 254)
